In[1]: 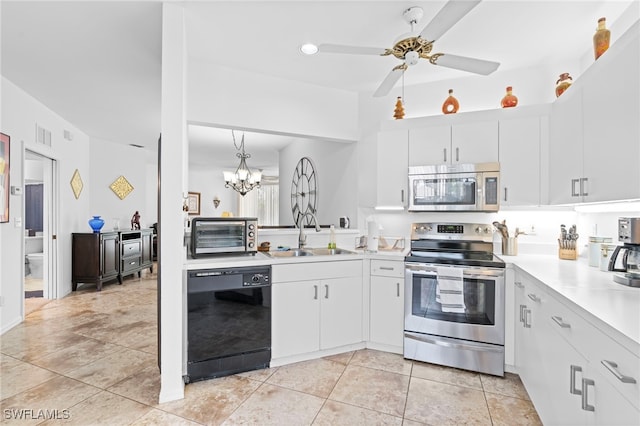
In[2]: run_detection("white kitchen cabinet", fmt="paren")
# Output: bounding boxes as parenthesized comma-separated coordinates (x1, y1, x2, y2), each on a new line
(513, 266, 640, 425)
(271, 261, 363, 360)
(499, 115, 546, 206)
(369, 260, 404, 352)
(549, 21, 639, 204)
(376, 129, 408, 208)
(409, 120, 498, 166)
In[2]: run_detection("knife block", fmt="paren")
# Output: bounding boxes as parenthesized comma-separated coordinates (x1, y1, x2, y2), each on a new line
(559, 248, 578, 260)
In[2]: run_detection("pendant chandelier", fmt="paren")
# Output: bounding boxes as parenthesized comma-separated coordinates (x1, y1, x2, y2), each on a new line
(223, 130, 261, 196)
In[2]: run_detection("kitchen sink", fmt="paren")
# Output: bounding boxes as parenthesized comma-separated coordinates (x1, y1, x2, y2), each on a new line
(264, 247, 356, 257)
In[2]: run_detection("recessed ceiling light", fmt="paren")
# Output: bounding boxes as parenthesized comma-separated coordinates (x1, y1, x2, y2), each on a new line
(300, 43, 318, 55)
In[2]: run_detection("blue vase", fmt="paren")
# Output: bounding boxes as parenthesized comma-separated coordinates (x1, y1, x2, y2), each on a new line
(88, 216, 105, 233)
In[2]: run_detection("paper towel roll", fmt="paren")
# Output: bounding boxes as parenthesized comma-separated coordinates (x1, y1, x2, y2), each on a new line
(368, 221, 379, 252)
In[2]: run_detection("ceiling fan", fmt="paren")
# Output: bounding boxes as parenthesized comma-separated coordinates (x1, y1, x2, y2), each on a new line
(317, 0, 500, 97)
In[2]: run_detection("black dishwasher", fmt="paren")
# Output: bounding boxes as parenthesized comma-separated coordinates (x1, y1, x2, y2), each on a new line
(186, 265, 271, 383)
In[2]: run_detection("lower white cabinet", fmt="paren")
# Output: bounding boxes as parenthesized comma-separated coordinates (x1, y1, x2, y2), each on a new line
(514, 267, 640, 425)
(369, 260, 404, 351)
(272, 261, 363, 360)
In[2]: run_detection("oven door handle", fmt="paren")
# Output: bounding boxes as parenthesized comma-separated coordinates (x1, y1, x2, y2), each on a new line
(404, 331, 504, 353)
(405, 265, 504, 279)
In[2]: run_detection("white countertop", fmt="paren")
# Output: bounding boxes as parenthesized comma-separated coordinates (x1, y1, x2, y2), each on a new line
(505, 254, 640, 354)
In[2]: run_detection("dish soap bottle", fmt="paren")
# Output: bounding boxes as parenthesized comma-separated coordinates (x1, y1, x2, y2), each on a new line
(328, 225, 337, 249)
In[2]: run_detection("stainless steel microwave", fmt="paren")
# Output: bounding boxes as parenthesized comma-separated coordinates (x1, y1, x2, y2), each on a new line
(190, 217, 258, 258)
(408, 163, 500, 212)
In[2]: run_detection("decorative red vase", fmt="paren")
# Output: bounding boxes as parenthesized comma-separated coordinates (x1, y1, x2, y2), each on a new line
(593, 17, 611, 60)
(501, 86, 518, 108)
(555, 73, 573, 97)
(442, 89, 459, 114)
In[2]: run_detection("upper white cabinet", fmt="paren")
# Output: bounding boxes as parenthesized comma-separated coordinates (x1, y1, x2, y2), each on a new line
(550, 21, 640, 204)
(499, 108, 549, 206)
(408, 119, 498, 166)
(376, 129, 408, 208)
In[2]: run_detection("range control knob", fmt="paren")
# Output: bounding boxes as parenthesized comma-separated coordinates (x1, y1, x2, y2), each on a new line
(252, 274, 261, 282)
(475, 226, 483, 234)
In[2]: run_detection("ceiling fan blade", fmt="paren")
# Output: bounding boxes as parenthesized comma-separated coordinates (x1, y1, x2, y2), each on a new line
(373, 65, 406, 98)
(318, 44, 387, 56)
(419, 0, 482, 41)
(432, 53, 500, 75)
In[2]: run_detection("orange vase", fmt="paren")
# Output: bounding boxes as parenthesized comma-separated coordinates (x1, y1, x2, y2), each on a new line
(501, 86, 518, 108)
(393, 96, 405, 119)
(442, 89, 459, 114)
(593, 17, 611, 60)
(555, 73, 573, 97)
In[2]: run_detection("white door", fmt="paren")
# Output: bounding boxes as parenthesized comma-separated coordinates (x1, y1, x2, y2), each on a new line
(320, 277, 362, 350)
(376, 129, 408, 208)
(370, 276, 404, 347)
(408, 125, 451, 166)
(451, 120, 499, 164)
(271, 281, 320, 358)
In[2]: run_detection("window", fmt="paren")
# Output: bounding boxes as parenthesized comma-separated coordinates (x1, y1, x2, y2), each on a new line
(238, 181, 279, 225)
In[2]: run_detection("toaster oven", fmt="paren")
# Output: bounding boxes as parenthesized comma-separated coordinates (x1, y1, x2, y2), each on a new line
(190, 217, 258, 258)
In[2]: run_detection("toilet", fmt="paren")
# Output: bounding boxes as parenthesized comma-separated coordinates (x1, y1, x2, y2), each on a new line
(26, 253, 44, 279)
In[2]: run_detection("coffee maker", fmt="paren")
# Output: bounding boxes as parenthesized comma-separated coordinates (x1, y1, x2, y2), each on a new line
(608, 217, 640, 287)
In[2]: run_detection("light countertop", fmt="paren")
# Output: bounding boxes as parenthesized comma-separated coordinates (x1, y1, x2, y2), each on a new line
(504, 254, 640, 354)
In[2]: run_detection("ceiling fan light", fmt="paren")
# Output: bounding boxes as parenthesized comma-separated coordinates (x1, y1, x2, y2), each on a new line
(405, 50, 419, 66)
(300, 43, 318, 55)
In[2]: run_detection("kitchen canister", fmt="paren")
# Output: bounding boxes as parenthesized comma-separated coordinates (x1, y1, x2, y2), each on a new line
(502, 237, 518, 256)
(588, 236, 612, 267)
(600, 243, 618, 271)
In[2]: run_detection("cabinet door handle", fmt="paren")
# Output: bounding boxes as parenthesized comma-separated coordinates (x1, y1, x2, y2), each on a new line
(570, 365, 583, 395)
(519, 304, 527, 323)
(313, 285, 318, 300)
(401, 189, 405, 203)
(601, 360, 637, 384)
(380, 266, 394, 271)
(552, 315, 571, 328)
(504, 187, 508, 202)
(581, 178, 589, 196)
(514, 281, 524, 289)
(443, 148, 447, 162)
(527, 293, 541, 302)
(523, 308, 531, 328)
(581, 378, 595, 412)
(571, 179, 581, 197)
(325, 284, 329, 299)
(396, 282, 400, 297)
(455, 147, 459, 162)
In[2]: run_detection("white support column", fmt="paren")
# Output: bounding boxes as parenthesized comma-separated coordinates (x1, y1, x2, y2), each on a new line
(159, 2, 187, 403)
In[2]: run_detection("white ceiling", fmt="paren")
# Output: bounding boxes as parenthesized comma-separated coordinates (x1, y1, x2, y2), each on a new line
(1, 1, 634, 168)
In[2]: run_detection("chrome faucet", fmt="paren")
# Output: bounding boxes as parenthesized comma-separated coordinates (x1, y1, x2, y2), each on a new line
(297, 212, 321, 249)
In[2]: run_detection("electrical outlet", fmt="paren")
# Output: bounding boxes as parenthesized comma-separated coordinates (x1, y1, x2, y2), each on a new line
(14, 217, 22, 228)
(529, 225, 537, 235)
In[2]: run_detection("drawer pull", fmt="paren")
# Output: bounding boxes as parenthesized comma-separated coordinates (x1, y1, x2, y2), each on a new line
(527, 293, 541, 302)
(581, 378, 595, 412)
(514, 281, 524, 289)
(601, 360, 637, 384)
(523, 308, 531, 328)
(552, 316, 571, 328)
(380, 266, 394, 271)
(570, 365, 582, 395)
(130, 261, 136, 265)
(396, 282, 400, 297)
(325, 284, 329, 299)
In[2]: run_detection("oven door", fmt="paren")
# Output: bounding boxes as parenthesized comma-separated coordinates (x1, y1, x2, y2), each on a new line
(404, 262, 505, 345)
(408, 172, 481, 211)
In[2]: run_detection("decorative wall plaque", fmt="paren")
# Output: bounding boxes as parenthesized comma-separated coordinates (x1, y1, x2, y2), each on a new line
(110, 175, 134, 200)
(70, 169, 83, 199)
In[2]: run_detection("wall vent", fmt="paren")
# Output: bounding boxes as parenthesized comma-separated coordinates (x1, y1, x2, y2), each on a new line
(35, 124, 52, 147)
(63, 129, 74, 141)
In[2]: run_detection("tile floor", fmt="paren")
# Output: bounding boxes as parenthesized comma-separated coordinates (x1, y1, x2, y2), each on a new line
(1, 265, 542, 425)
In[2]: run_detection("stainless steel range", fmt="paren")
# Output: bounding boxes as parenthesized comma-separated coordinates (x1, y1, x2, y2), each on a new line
(404, 222, 506, 376)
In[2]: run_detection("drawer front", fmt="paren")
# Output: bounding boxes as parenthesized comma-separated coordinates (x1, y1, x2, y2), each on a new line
(122, 257, 141, 273)
(272, 260, 362, 283)
(371, 260, 404, 278)
(122, 241, 141, 258)
(542, 291, 640, 410)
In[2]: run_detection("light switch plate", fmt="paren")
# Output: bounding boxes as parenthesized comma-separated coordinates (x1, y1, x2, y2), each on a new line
(14, 217, 22, 227)
(10, 186, 22, 195)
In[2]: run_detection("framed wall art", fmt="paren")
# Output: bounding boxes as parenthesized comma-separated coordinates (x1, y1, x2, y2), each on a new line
(187, 191, 200, 215)
(0, 133, 10, 223)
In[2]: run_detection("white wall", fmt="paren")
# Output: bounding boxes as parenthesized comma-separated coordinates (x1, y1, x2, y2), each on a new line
(188, 165, 238, 219)
(279, 138, 358, 227)
(1, 77, 91, 332)
(89, 137, 154, 231)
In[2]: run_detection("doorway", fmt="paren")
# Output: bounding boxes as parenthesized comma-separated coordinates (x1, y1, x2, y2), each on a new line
(23, 150, 58, 313)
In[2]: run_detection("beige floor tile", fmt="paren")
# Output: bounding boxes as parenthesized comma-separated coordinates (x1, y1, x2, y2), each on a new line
(404, 377, 492, 425)
(0, 354, 58, 401)
(131, 408, 201, 425)
(480, 372, 531, 400)
(401, 419, 427, 426)
(349, 348, 413, 376)
(158, 375, 260, 425)
(38, 390, 151, 426)
(65, 348, 155, 389)
(236, 366, 279, 382)
(313, 400, 403, 425)
(322, 351, 354, 365)
(28, 338, 120, 375)
(0, 375, 101, 425)
(266, 358, 345, 398)
(2, 331, 98, 363)
(329, 365, 409, 417)
(107, 365, 161, 406)
(411, 361, 483, 390)
(24, 297, 51, 316)
(485, 393, 542, 426)
(222, 383, 324, 425)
